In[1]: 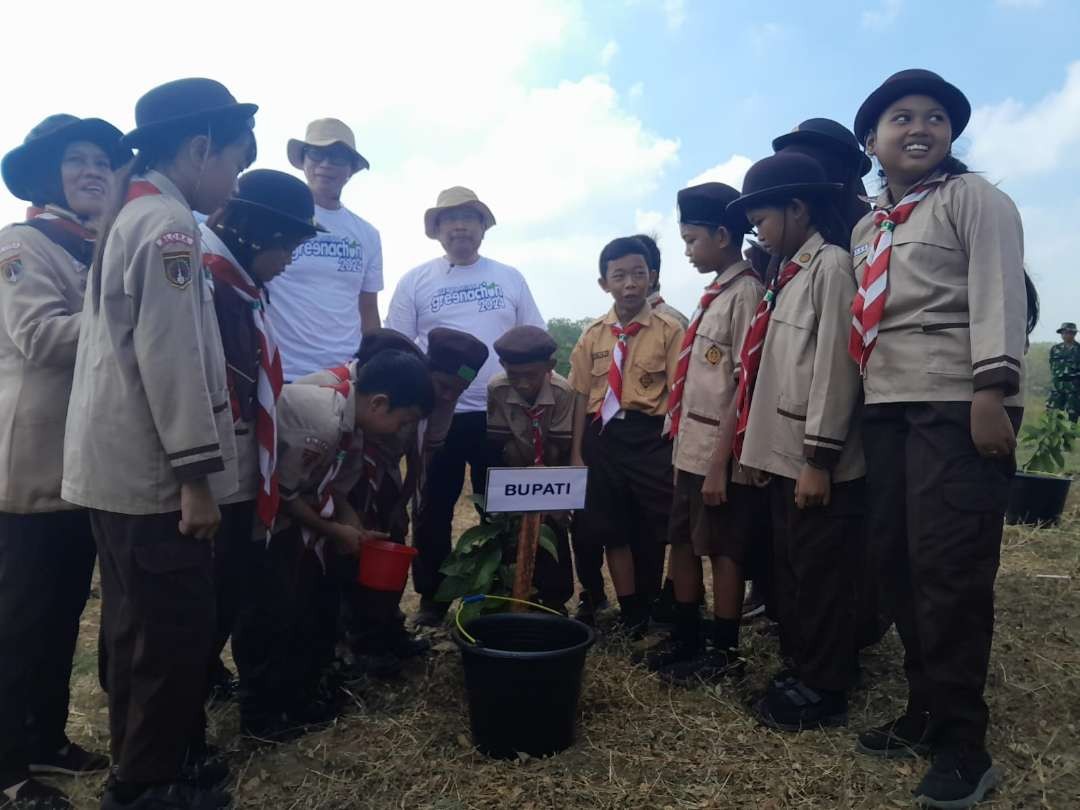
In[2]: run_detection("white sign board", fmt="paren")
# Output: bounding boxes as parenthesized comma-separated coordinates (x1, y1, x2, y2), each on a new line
(484, 466, 588, 513)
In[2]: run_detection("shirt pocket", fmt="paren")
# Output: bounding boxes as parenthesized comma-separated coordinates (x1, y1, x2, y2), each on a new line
(920, 310, 972, 378)
(630, 348, 667, 398)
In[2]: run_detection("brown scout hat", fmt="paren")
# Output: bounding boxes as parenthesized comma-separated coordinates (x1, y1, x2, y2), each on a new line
(355, 328, 425, 366)
(427, 327, 489, 382)
(494, 326, 557, 365)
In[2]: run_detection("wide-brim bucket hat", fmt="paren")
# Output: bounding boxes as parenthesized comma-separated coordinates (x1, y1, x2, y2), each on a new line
(287, 118, 369, 172)
(424, 186, 496, 239)
(1057, 322, 1078, 334)
(854, 69, 970, 145)
(726, 152, 842, 218)
(122, 78, 257, 149)
(2, 114, 131, 201)
(773, 117, 873, 178)
(228, 169, 327, 238)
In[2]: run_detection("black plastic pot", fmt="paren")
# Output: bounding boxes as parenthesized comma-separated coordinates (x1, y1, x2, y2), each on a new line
(1006, 471, 1072, 526)
(454, 612, 595, 759)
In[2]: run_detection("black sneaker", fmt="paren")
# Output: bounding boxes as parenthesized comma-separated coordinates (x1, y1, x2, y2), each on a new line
(754, 679, 848, 732)
(613, 609, 649, 641)
(659, 647, 747, 686)
(573, 591, 609, 626)
(385, 628, 432, 660)
(413, 600, 448, 628)
(856, 713, 931, 759)
(633, 635, 700, 671)
(0, 779, 71, 809)
(29, 742, 110, 776)
(912, 747, 1002, 808)
(100, 781, 229, 809)
(181, 744, 229, 790)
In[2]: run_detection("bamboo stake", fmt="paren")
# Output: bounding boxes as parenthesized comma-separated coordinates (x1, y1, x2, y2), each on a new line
(510, 511, 543, 611)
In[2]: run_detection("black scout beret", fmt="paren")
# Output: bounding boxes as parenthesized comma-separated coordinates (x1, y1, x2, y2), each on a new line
(494, 326, 557, 365)
(355, 328, 425, 366)
(427, 327, 490, 382)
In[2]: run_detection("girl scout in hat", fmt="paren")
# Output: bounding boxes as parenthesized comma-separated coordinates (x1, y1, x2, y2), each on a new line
(0, 113, 127, 810)
(727, 151, 865, 733)
(198, 169, 323, 733)
(849, 69, 1033, 809)
(61, 77, 256, 810)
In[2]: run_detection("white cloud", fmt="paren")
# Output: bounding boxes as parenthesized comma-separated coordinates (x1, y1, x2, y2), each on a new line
(663, 0, 687, 29)
(861, 0, 902, 30)
(688, 155, 754, 189)
(600, 40, 619, 67)
(0, 0, 686, 323)
(966, 61, 1080, 181)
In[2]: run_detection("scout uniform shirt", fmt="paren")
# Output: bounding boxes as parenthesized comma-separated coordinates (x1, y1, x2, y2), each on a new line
(648, 291, 690, 330)
(487, 371, 575, 466)
(0, 210, 92, 512)
(274, 379, 364, 532)
(62, 171, 238, 514)
(568, 302, 685, 417)
(672, 261, 763, 480)
(851, 171, 1026, 405)
(739, 233, 864, 483)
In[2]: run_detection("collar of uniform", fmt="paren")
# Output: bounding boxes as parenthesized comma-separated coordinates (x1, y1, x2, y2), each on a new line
(139, 169, 189, 206)
(602, 300, 653, 327)
(505, 377, 556, 409)
(29, 204, 86, 228)
(873, 169, 949, 209)
(714, 258, 754, 286)
(199, 224, 243, 274)
(789, 232, 826, 271)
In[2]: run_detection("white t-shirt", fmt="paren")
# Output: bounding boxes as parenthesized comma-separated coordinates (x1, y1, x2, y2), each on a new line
(386, 255, 545, 413)
(269, 204, 383, 380)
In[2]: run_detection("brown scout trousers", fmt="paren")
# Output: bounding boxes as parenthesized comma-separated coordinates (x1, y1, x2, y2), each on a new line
(863, 402, 1021, 749)
(0, 511, 96, 787)
(91, 510, 215, 784)
(769, 476, 863, 692)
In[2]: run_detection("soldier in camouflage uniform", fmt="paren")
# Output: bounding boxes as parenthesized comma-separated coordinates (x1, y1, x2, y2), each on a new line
(1048, 322, 1080, 422)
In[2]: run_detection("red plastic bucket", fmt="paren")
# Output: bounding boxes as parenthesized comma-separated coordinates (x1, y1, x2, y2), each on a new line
(357, 538, 418, 591)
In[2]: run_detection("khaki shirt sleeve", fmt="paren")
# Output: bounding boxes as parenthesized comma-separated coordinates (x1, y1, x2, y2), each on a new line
(124, 220, 223, 481)
(567, 330, 592, 396)
(0, 236, 80, 365)
(549, 382, 575, 442)
(804, 254, 861, 469)
(951, 177, 1026, 395)
(665, 319, 686, 393)
(487, 384, 512, 440)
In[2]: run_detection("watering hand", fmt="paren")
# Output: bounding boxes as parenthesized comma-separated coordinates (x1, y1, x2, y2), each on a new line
(328, 524, 364, 556)
(971, 388, 1016, 459)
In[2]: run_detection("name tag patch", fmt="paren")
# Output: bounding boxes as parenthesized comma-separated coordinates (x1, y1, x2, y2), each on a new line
(853, 243, 870, 258)
(155, 232, 195, 249)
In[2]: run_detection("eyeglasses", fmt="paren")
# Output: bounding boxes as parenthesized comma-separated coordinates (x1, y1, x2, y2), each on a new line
(304, 147, 353, 167)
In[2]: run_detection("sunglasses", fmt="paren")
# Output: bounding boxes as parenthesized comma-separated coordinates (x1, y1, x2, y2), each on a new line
(304, 146, 353, 167)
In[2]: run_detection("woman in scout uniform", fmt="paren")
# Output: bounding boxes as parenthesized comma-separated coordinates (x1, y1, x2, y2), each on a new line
(62, 78, 256, 810)
(849, 69, 1031, 809)
(199, 169, 323, 711)
(0, 114, 128, 810)
(727, 152, 864, 731)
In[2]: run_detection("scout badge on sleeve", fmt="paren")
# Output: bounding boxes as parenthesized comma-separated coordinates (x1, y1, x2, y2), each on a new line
(156, 231, 196, 289)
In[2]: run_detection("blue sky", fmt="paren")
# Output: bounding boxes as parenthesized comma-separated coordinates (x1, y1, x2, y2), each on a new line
(1, 0, 1076, 341)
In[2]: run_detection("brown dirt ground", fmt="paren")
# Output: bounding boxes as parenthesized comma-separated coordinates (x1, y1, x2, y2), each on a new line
(57, 483, 1079, 809)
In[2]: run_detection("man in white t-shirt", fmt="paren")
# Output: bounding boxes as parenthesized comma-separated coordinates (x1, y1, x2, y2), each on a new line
(270, 118, 383, 380)
(386, 186, 545, 624)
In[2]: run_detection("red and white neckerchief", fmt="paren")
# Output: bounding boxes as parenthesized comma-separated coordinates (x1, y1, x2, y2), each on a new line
(201, 227, 284, 538)
(523, 405, 546, 465)
(732, 261, 803, 460)
(665, 269, 754, 439)
(848, 183, 934, 374)
(302, 365, 354, 567)
(126, 179, 162, 202)
(597, 321, 645, 427)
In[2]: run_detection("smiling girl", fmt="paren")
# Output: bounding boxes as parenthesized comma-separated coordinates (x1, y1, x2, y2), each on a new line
(849, 69, 1030, 809)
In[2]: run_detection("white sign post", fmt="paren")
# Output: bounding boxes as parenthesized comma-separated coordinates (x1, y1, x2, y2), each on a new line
(484, 466, 588, 513)
(483, 466, 588, 610)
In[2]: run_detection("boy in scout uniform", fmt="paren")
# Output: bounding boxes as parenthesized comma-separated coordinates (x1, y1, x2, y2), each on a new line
(61, 79, 257, 809)
(487, 325, 575, 609)
(643, 183, 765, 684)
(0, 114, 128, 809)
(234, 349, 434, 740)
(569, 237, 684, 637)
(727, 153, 864, 732)
(850, 70, 1031, 808)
